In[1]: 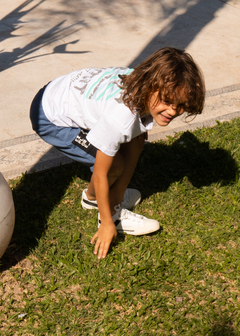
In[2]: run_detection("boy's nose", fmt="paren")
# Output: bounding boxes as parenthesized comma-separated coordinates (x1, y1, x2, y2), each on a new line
(169, 104, 184, 117)
(168, 105, 178, 116)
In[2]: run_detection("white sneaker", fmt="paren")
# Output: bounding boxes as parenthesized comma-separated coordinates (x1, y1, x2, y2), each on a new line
(98, 205, 160, 236)
(81, 188, 141, 210)
(121, 188, 141, 209)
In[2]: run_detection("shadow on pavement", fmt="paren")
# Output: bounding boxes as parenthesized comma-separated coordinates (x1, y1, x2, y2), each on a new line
(0, 0, 226, 71)
(0, 0, 89, 72)
(129, 0, 226, 67)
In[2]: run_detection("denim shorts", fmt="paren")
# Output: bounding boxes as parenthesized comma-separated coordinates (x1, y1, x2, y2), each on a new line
(30, 85, 96, 172)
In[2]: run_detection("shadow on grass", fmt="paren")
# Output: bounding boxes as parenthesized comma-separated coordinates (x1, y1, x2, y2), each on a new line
(110, 225, 164, 252)
(209, 314, 236, 336)
(1, 131, 238, 271)
(132, 131, 238, 200)
(0, 161, 92, 271)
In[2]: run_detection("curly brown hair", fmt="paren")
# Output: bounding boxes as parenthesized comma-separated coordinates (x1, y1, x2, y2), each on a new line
(119, 47, 205, 117)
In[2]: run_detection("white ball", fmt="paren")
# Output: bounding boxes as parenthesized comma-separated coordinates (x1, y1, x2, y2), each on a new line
(0, 172, 15, 258)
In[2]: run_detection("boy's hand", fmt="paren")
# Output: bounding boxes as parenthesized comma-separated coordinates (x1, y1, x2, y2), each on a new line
(91, 222, 117, 259)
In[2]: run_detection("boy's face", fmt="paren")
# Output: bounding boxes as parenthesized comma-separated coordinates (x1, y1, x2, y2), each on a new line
(147, 92, 184, 126)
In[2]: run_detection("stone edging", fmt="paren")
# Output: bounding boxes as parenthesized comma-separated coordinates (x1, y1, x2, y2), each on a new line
(0, 83, 240, 149)
(148, 110, 240, 141)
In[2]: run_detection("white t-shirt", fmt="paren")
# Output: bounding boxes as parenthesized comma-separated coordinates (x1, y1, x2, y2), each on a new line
(42, 67, 153, 156)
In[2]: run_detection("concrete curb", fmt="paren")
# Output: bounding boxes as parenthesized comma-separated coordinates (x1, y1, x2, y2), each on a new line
(148, 110, 240, 141)
(205, 83, 240, 98)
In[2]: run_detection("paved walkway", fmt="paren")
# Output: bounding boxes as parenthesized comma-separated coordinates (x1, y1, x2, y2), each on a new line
(0, 0, 240, 180)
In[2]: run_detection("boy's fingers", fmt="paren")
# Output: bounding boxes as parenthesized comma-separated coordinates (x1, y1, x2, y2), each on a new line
(98, 241, 110, 259)
(93, 238, 111, 259)
(94, 238, 101, 255)
(91, 232, 98, 244)
(91, 227, 117, 258)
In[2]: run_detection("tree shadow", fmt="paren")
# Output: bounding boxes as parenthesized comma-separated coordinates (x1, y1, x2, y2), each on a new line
(1, 131, 238, 271)
(131, 131, 238, 200)
(0, 0, 45, 43)
(0, 0, 89, 72)
(0, 0, 227, 72)
(129, 0, 226, 67)
(208, 314, 237, 336)
(0, 161, 92, 271)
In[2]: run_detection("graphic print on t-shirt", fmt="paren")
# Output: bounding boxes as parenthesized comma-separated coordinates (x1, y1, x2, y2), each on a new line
(71, 67, 132, 103)
(41, 66, 152, 158)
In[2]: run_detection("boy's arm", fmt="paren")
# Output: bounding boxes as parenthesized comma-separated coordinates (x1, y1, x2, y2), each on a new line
(90, 150, 117, 259)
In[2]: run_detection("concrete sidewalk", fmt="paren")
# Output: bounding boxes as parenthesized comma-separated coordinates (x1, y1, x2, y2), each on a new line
(0, 0, 240, 180)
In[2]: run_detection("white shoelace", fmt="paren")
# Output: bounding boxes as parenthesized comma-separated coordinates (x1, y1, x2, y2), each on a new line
(114, 205, 145, 221)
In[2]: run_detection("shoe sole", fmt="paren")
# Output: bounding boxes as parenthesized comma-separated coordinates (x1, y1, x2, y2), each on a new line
(116, 223, 160, 236)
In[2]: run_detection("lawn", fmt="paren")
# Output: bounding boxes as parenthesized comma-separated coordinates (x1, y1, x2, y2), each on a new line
(1, 119, 240, 335)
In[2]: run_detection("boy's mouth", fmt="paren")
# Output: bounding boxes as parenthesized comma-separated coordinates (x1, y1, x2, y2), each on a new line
(160, 114, 172, 122)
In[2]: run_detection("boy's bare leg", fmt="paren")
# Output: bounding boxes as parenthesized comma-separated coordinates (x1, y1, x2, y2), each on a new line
(86, 151, 124, 200)
(109, 134, 145, 209)
(86, 133, 145, 210)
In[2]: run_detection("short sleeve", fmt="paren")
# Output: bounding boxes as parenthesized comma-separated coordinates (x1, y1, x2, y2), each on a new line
(86, 114, 128, 156)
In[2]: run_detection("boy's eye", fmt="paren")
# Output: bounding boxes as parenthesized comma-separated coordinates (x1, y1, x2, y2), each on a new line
(177, 104, 185, 111)
(162, 100, 171, 106)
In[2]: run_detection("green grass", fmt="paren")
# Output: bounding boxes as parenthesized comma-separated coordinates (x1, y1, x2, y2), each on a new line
(1, 119, 240, 335)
